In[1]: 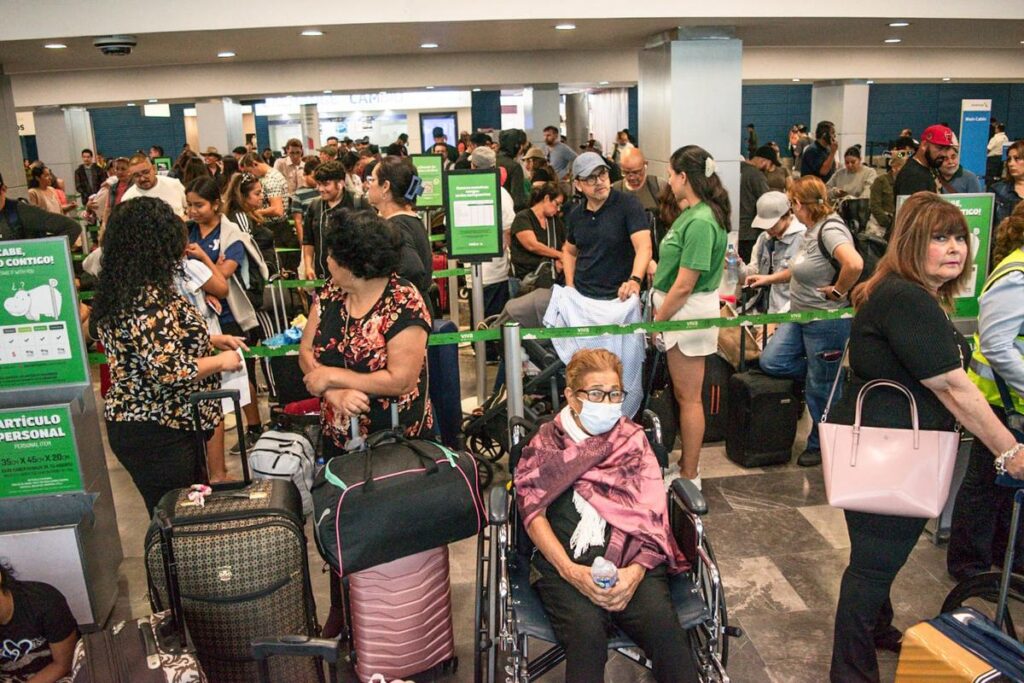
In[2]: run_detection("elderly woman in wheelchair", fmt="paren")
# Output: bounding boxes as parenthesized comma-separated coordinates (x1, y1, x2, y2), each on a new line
(509, 348, 705, 681)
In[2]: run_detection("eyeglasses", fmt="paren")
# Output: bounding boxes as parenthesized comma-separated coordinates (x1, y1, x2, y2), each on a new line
(574, 388, 628, 404)
(578, 168, 609, 186)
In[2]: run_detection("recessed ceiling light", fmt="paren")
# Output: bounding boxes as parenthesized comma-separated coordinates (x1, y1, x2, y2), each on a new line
(217, 51, 235, 58)
(866, 80, 875, 84)
(888, 21, 910, 27)
(942, 77, 951, 82)
(425, 86, 435, 90)
(323, 89, 332, 94)
(420, 42, 439, 49)
(555, 23, 576, 30)
(599, 81, 609, 85)
(792, 78, 801, 82)
(884, 38, 902, 44)
(301, 30, 323, 37)
(472, 88, 481, 92)
(43, 43, 67, 49)
(126, 102, 136, 107)
(148, 98, 158, 103)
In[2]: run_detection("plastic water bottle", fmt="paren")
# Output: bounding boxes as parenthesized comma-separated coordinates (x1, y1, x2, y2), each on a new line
(721, 243, 742, 297)
(591, 556, 618, 589)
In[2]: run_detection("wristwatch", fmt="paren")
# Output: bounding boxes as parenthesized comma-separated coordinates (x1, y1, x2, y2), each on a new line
(995, 443, 1024, 476)
(827, 287, 846, 301)
(629, 275, 643, 287)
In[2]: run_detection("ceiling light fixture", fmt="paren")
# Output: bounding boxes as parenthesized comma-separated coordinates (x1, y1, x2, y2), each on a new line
(598, 81, 609, 85)
(942, 77, 951, 82)
(43, 43, 67, 49)
(472, 87, 482, 92)
(420, 42, 438, 49)
(323, 89, 333, 93)
(866, 80, 875, 84)
(301, 30, 323, 37)
(425, 86, 435, 90)
(126, 102, 136, 107)
(888, 21, 910, 27)
(555, 23, 576, 30)
(217, 51, 235, 58)
(792, 78, 801, 82)
(884, 38, 902, 44)
(148, 98, 158, 103)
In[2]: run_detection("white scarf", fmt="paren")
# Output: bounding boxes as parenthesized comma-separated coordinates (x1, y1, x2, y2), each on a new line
(558, 406, 608, 559)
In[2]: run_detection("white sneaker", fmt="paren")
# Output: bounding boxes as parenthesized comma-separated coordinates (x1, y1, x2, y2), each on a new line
(663, 464, 681, 491)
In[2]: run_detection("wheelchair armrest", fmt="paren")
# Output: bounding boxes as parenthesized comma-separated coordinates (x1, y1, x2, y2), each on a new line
(670, 479, 708, 516)
(489, 485, 510, 524)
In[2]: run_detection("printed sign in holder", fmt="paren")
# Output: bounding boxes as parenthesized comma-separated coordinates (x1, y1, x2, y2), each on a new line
(0, 237, 123, 630)
(444, 169, 503, 403)
(409, 154, 460, 326)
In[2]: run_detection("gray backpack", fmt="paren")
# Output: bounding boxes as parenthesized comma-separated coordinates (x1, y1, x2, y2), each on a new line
(248, 430, 316, 516)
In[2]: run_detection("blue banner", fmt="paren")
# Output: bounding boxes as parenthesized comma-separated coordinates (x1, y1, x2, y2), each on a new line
(959, 99, 991, 179)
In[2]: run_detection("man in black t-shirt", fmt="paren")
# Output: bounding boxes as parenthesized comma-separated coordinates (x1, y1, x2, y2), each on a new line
(893, 124, 956, 198)
(301, 161, 355, 280)
(0, 565, 78, 682)
(800, 120, 839, 182)
(563, 153, 651, 300)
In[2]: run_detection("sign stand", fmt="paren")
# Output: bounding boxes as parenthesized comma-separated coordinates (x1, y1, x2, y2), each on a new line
(443, 169, 503, 406)
(0, 237, 122, 630)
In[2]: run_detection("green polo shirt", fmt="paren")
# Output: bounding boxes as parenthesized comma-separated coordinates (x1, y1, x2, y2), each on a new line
(652, 201, 727, 294)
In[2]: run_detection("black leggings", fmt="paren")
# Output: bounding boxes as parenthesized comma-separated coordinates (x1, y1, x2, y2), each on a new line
(534, 564, 699, 683)
(106, 420, 200, 515)
(830, 510, 927, 682)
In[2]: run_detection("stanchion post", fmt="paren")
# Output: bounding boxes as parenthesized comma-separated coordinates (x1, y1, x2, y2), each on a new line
(471, 262, 487, 403)
(448, 254, 460, 328)
(503, 322, 525, 449)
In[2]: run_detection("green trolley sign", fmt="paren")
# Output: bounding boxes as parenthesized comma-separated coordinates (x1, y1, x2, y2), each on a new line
(443, 169, 502, 262)
(0, 237, 89, 390)
(0, 404, 82, 498)
(410, 154, 445, 209)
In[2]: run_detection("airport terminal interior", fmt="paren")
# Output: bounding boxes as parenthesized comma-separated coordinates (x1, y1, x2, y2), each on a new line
(2, 2, 1024, 682)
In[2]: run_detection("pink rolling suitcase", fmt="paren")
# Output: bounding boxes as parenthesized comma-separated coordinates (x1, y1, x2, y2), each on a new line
(347, 547, 457, 682)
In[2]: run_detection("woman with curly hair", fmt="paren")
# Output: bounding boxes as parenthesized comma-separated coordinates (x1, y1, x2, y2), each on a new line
(93, 197, 247, 514)
(948, 200, 1024, 582)
(299, 209, 433, 637)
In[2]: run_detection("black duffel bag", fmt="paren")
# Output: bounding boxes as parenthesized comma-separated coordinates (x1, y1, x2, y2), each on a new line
(311, 431, 485, 576)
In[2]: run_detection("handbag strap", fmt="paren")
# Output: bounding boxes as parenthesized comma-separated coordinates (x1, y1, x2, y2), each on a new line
(821, 340, 850, 423)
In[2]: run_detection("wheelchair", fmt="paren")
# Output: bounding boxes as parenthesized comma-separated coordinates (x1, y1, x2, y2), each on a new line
(474, 411, 739, 682)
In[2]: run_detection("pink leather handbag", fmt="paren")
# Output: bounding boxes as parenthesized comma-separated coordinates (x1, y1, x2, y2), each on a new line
(819, 371, 960, 518)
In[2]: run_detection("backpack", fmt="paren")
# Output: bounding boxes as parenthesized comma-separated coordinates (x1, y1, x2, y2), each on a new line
(817, 217, 884, 288)
(248, 429, 316, 516)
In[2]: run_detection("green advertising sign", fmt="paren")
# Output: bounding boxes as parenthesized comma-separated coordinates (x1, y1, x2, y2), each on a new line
(410, 154, 445, 208)
(0, 405, 81, 498)
(0, 238, 88, 389)
(444, 169, 502, 261)
(896, 193, 994, 318)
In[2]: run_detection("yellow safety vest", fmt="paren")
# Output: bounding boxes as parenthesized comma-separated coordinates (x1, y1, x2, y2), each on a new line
(967, 249, 1024, 413)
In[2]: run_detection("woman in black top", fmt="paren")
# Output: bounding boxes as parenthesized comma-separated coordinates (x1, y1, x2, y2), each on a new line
(509, 182, 566, 287)
(365, 156, 434, 313)
(0, 562, 78, 683)
(828, 192, 1024, 682)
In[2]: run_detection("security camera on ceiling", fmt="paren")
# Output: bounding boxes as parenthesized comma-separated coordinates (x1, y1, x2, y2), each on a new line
(93, 35, 138, 56)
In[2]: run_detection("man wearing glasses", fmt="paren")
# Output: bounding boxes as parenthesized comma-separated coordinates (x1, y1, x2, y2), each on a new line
(562, 152, 652, 301)
(121, 153, 187, 219)
(613, 147, 668, 249)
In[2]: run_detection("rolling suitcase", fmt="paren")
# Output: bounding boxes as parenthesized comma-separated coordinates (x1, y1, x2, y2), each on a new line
(702, 352, 733, 443)
(73, 512, 206, 683)
(144, 390, 319, 683)
(895, 608, 1024, 681)
(725, 320, 801, 467)
(428, 318, 462, 449)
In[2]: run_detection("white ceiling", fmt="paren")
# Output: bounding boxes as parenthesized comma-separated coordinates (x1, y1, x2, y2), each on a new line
(1, 17, 1022, 74)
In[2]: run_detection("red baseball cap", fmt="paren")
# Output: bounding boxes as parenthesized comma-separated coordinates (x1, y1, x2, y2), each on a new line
(921, 124, 956, 147)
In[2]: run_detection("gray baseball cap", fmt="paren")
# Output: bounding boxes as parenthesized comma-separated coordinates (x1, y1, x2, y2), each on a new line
(572, 152, 609, 179)
(751, 191, 791, 230)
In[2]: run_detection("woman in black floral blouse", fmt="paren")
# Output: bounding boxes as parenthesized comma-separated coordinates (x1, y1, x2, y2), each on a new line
(299, 209, 433, 461)
(92, 197, 247, 514)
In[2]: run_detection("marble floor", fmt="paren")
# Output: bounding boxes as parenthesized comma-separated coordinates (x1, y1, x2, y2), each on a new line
(97, 349, 983, 683)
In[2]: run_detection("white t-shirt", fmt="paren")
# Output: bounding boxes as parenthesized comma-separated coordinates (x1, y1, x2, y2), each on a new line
(122, 176, 188, 218)
(480, 187, 516, 286)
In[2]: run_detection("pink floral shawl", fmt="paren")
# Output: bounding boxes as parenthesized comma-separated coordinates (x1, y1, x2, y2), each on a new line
(515, 415, 689, 573)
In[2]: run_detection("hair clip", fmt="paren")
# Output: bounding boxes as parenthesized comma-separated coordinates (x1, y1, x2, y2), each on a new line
(704, 157, 716, 178)
(404, 175, 425, 201)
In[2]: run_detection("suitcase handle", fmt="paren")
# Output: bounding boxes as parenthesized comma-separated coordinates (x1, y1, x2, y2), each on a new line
(190, 389, 252, 487)
(153, 510, 188, 650)
(251, 635, 341, 683)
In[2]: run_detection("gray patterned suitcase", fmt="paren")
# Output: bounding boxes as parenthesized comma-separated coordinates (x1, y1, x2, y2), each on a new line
(143, 391, 319, 683)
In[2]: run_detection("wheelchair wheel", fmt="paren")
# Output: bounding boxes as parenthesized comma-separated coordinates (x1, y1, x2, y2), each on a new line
(466, 431, 506, 464)
(689, 536, 730, 681)
(940, 571, 1024, 641)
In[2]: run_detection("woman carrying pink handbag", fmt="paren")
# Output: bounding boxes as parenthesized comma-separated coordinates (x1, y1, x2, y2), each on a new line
(824, 191, 1024, 683)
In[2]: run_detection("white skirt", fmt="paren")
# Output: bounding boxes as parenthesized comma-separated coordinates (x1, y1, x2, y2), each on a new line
(652, 290, 720, 357)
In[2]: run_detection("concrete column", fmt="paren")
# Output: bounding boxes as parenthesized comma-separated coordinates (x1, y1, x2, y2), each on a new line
(810, 81, 869, 159)
(523, 84, 561, 146)
(33, 106, 95, 197)
(195, 97, 244, 155)
(564, 93, 589, 151)
(0, 69, 26, 198)
(299, 104, 320, 152)
(639, 32, 743, 232)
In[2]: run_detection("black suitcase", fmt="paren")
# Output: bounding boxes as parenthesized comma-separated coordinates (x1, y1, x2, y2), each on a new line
(143, 390, 319, 683)
(725, 322, 800, 467)
(702, 352, 733, 443)
(73, 512, 206, 682)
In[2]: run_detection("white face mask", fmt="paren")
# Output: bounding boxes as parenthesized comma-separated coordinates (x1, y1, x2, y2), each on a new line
(578, 400, 622, 435)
